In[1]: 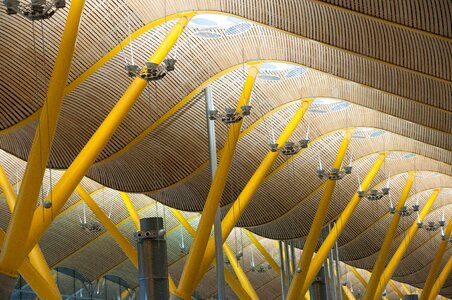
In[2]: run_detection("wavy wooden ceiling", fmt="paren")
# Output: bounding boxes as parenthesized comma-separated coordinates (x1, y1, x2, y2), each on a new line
(0, 0, 451, 298)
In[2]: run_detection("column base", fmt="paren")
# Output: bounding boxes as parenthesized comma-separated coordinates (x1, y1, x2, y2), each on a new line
(0, 272, 17, 299)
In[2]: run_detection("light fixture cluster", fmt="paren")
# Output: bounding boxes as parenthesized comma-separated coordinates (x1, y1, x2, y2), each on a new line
(317, 156, 353, 181)
(3, 0, 65, 20)
(389, 204, 418, 217)
(80, 220, 103, 233)
(270, 139, 309, 156)
(208, 105, 252, 124)
(250, 251, 271, 273)
(125, 58, 176, 81)
(418, 211, 446, 239)
(358, 187, 390, 201)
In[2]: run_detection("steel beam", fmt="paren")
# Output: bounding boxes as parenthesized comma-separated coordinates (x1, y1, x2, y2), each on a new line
(21, 16, 192, 269)
(298, 152, 388, 297)
(428, 255, 452, 300)
(287, 129, 354, 300)
(0, 165, 61, 298)
(373, 189, 441, 300)
(172, 63, 261, 300)
(192, 99, 313, 291)
(0, 0, 86, 279)
(342, 285, 357, 300)
(244, 230, 281, 274)
(388, 280, 404, 299)
(350, 267, 368, 289)
(420, 219, 452, 300)
(169, 208, 253, 300)
(120, 192, 141, 230)
(364, 171, 416, 300)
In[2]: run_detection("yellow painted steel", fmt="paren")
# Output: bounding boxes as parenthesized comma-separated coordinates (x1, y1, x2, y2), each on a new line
(428, 255, 452, 300)
(287, 129, 354, 300)
(173, 63, 261, 300)
(192, 99, 313, 289)
(364, 171, 416, 300)
(0, 165, 61, 297)
(342, 285, 357, 300)
(76, 185, 139, 266)
(119, 192, 141, 230)
(0, 229, 61, 300)
(169, 208, 252, 300)
(420, 219, 452, 300)
(350, 267, 368, 288)
(76, 185, 178, 293)
(388, 280, 404, 298)
(373, 189, 441, 300)
(299, 153, 388, 297)
(0, 0, 86, 276)
(223, 244, 259, 300)
(23, 16, 192, 264)
(401, 283, 411, 295)
(244, 230, 281, 275)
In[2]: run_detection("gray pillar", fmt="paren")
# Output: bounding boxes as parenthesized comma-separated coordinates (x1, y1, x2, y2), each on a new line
(205, 86, 226, 300)
(135, 217, 169, 300)
(279, 240, 287, 300)
(334, 238, 343, 300)
(404, 295, 419, 300)
(0, 273, 17, 299)
(284, 241, 292, 285)
(290, 241, 296, 277)
(309, 266, 328, 300)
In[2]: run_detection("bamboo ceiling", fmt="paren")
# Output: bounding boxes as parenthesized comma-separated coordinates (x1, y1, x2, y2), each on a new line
(0, 0, 451, 299)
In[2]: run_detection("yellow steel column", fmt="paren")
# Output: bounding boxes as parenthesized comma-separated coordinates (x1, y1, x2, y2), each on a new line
(373, 189, 441, 300)
(76, 185, 138, 265)
(364, 171, 416, 300)
(0, 0, 86, 277)
(119, 192, 141, 230)
(342, 285, 357, 300)
(193, 99, 313, 289)
(0, 165, 60, 297)
(401, 283, 411, 295)
(287, 129, 354, 300)
(173, 63, 261, 300)
(421, 219, 452, 300)
(169, 208, 253, 300)
(23, 15, 193, 263)
(0, 229, 61, 300)
(299, 153, 388, 296)
(350, 267, 368, 289)
(244, 230, 281, 274)
(428, 255, 452, 300)
(388, 281, 404, 299)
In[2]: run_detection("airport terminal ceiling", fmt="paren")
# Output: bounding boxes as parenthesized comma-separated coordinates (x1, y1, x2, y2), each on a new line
(0, 0, 451, 299)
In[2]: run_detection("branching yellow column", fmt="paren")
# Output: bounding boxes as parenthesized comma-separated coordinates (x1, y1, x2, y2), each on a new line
(287, 129, 354, 300)
(428, 255, 452, 300)
(373, 189, 441, 300)
(244, 230, 281, 274)
(0, 166, 61, 299)
(0, 0, 86, 279)
(22, 15, 193, 265)
(342, 285, 357, 300)
(364, 171, 416, 300)
(169, 208, 253, 300)
(120, 192, 141, 230)
(192, 99, 313, 289)
(299, 153, 388, 296)
(173, 63, 261, 300)
(388, 281, 404, 299)
(350, 267, 368, 289)
(421, 219, 452, 300)
(0, 229, 61, 300)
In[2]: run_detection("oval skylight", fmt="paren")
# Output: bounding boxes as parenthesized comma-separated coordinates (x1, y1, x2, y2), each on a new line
(313, 98, 342, 105)
(258, 74, 281, 81)
(286, 67, 307, 78)
(224, 22, 252, 36)
(193, 31, 222, 39)
(261, 62, 296, 72)
(188, 14, 246, 29)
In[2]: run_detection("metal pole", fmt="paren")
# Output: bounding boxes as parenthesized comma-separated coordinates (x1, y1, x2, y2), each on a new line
(334, 236, 343, 300)
(135, 217, 169, 300)
(205, 86, 226, 300)
(284, 242, 292, 285)
(328, 224, 337, 300)
(279, 241, 287, 300)
(290, 241, 296, 277)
